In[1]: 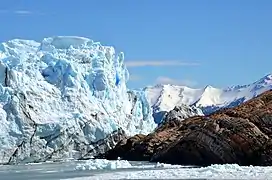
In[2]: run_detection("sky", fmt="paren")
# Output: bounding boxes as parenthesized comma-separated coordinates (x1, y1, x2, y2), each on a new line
(0, 0, 271, 89)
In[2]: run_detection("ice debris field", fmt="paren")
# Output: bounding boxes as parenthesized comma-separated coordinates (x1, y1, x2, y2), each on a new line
(0, 36, 156, 164)
(1, 159, 271, 180)
(72, 159, 272, 179)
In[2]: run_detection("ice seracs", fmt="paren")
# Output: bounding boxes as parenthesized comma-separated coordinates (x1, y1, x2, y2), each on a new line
(0, 36, 156, 164)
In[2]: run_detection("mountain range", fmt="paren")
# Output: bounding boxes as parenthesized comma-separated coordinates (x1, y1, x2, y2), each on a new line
(144, 74, 272, 122)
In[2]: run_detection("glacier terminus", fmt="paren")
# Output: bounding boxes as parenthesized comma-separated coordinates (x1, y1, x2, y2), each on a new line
(0, 36, 157, 164)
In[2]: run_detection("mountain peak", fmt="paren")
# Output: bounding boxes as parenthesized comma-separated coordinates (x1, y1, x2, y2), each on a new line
(255, 73, 272, 85)
(203, 85, 215, 90)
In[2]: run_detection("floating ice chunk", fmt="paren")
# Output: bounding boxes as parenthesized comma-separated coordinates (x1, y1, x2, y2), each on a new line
(75, 159, 132, 170)
(154, 162, 183, 168)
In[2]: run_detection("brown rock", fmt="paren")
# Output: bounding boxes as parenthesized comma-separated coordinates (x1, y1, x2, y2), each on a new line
(102, 90, 272, 166)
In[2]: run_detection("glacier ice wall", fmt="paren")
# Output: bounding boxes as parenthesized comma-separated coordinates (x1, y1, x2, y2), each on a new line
(0, 36, 156, 164)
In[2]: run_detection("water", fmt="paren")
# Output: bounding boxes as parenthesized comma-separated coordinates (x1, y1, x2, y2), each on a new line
(0, 160, 162, 180)
(0, 160, 271, 179)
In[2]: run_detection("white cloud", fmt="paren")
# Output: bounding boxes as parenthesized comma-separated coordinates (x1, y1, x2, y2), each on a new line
(14, 10, 32, 15)
(0, 9, 36, 15)
(125, 61, 200, 67)
(155, 76, 197, 87)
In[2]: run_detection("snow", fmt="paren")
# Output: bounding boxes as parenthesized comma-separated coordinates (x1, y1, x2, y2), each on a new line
(0, 36, 156, 164)
(145, 84, 203, 112)
(145, 74, 272, 116)
(145, 84, 204, 123)
(68, 162, 272, 179)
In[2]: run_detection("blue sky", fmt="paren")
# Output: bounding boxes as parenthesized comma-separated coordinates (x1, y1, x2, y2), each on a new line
(0, 0, 271, 89)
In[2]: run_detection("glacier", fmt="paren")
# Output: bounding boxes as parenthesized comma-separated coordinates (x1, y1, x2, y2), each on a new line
(0, 36, 157, 164)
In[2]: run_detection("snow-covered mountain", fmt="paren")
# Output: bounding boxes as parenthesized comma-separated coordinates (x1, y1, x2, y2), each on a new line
(0, 36, 156, 164)
(145, 74, 272, 120)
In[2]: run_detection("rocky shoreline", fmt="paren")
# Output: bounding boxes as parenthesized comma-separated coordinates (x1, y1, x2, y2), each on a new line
(99, 90, 272, 166)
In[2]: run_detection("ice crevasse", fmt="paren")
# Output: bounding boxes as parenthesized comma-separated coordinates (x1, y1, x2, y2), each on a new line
(0, 36, 156, 164)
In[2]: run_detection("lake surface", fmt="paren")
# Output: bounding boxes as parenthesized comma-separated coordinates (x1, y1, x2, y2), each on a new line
(0, 160, 168, 180)
(0, 159, 271, 179)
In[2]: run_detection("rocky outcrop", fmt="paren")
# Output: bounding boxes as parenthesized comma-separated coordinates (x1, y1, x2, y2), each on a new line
(101, 90, 272, 166)
(152, 102, 204, 124)
(157, 105, 203, 128)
